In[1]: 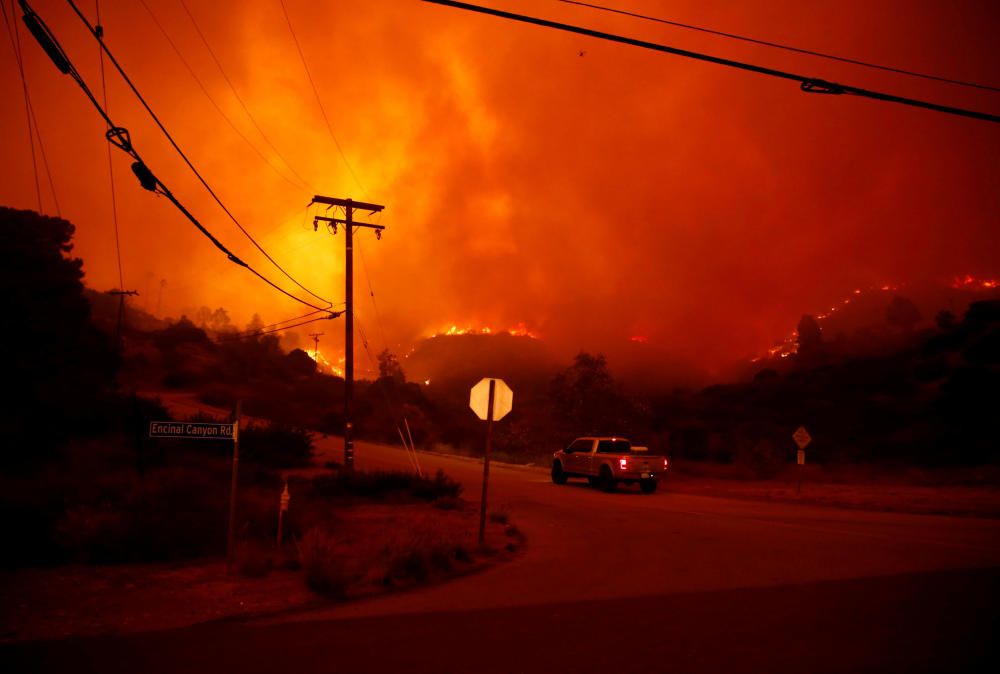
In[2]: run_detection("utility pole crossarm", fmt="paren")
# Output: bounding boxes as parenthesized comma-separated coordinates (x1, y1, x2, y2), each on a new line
(310, 196, 385, 214)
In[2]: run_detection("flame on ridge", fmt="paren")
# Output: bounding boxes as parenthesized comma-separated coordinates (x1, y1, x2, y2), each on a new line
(307, 349, 345, 378)
(430, 322, 538, 339)
(952, 274, 1000, 290)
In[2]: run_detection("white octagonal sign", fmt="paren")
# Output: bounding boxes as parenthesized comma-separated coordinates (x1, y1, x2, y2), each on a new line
(470, 378, 513, 421)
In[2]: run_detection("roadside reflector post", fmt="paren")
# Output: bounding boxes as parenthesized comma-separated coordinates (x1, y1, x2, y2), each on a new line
(277, 480, 290, 549)
(226, 400, 242, 574)
(793, 426, 811, 496)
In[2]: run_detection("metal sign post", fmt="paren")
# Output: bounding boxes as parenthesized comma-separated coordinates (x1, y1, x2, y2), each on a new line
(226, 400, 241, 573)
(470, 378, 513, 545)
(479, 379, 495, 546)
(147, 410, 241, 572)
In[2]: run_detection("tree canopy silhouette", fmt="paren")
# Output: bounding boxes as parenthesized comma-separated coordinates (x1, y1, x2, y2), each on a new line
(0, 207, 116, 461)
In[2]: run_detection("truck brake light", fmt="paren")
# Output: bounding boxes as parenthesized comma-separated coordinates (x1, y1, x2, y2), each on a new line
(619, 458, 628, 470)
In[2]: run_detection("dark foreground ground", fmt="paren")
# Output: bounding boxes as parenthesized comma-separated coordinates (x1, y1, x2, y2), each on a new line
(4, 566, 996, 674)
(4, 437, 998, 673)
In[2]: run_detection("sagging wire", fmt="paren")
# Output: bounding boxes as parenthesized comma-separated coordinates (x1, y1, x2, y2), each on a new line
(241, 312, 343, 339)
(65, 0, 332, 307)
(19, 0, 336, 315)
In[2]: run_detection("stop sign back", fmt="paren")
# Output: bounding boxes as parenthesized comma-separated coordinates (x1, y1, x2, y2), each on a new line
(469, 378, 513, 421)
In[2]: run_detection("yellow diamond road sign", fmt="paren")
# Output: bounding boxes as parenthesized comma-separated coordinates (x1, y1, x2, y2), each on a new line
(793, 426, 812, 450)
(470, 378, 513, 421)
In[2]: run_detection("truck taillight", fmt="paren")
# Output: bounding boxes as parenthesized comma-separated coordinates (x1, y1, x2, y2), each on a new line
(619, 458, 628, 470)
(663, 457, 669, 470)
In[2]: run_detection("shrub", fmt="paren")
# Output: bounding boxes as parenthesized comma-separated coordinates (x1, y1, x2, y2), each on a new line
(299, 528, 351, 598)
(240, 423, 314, 469)
(309, 469, 461, 503)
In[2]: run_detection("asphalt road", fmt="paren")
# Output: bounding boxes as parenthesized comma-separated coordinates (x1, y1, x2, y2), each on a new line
(5, 438, 999, 673)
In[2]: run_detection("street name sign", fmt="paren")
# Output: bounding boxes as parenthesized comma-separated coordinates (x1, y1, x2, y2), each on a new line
(470, 378, 513, 421)
(149, 421, 237, 440)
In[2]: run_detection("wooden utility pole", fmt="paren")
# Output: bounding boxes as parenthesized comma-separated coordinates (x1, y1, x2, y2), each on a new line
(311, 196, 385, 470)
(308, 332, 324, 362)
(108, 288, 138, 347)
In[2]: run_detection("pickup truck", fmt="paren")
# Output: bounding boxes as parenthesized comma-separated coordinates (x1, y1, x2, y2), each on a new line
(552, 437, 667, 493)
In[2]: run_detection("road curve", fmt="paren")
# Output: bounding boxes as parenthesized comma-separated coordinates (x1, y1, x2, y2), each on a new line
(3, 437, 998, 673)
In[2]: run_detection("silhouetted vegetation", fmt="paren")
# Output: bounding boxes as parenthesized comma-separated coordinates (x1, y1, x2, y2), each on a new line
(0, 208, 118, 465)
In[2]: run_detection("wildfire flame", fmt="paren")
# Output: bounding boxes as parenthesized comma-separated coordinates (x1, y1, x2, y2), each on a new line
(952, 274, 1000, 290)
(307, 349, 344, 378)
(756, 275, 998, 364)
(430, 322, 538, 339)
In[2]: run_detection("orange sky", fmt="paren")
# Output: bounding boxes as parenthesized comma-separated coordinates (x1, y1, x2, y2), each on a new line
(2, 0, 998, 373)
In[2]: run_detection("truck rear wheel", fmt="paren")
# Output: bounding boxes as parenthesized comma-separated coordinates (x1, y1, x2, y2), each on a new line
(599, 466, 617, 492)
(640, 479, 658, 493)
(551, 461, 568, 485)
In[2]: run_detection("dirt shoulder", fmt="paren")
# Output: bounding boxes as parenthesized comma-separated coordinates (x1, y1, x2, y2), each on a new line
(665, 468, 1000, 518)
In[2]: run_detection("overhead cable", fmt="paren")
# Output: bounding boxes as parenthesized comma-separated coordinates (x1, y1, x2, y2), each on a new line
(241, 312, 343, 338)
(95, 0, 124, 292)
(64, 0, 333, 306)
(175, 0, 315, 192)
(277, 0, 366, 192)
(424, 0, 1000, 124)
(21, 0, 334, 313)
(4, 0, 42, 211)
(136, 0, 311, 194)
(558, 0, 1000, 94)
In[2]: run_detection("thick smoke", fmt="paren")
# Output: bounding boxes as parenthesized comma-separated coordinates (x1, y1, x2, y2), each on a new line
(1, 0, 998, 374)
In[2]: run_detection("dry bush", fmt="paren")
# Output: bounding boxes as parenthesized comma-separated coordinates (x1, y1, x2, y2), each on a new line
(298, 528, 351, 598)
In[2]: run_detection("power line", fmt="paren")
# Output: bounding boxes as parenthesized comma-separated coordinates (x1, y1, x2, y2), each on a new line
(241, 312, 342, 338)
(275, 1, 395, 366)
(4, 0, 41, 211)
(557, 0, 1000, 94)
(6, 0, 60, 215)
(95, 0, 124, 293)
(65, 0, 333, 306)
(244, 307, 342, 334)
(136, 0, 310, 194)
(425, 1, 1000, 124)
(277, 0, 366, 193)
(27, 94, 60, 216)
(176, 0, 315, 192)
(23, 0, 335, 314)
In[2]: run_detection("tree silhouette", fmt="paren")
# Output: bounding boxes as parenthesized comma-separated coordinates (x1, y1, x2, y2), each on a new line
(796, 314, 823, 357)
(886, 295, 921, 331)
(0, 207, 116, 461)
(377, 348, 405, 383)
(935, 310, 956, 331)
(550, 352, 633, 435)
